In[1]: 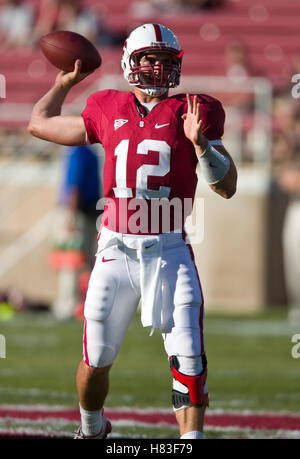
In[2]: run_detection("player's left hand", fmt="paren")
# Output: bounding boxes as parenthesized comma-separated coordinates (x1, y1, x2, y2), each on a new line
(182, 94, 208, 152)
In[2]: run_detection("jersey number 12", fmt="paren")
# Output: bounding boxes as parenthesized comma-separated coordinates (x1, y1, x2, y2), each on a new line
(113, 139, 171, 199)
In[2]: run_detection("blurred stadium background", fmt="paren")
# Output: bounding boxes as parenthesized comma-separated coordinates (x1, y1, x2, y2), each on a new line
(1, 0, 300, 439)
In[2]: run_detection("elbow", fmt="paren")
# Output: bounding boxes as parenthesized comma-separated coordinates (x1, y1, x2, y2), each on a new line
(27, 119, 40, 138)
(217, 188, 236, 199)
(27, 120, 36, 137)
(211, 176, 237, 199)
(27, 112, 43, 137)
(222, 169, 237, 199)
(225, 191, 236, 200)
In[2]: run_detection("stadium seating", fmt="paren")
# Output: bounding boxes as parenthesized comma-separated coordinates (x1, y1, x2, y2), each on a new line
(0, 0, 298, 125)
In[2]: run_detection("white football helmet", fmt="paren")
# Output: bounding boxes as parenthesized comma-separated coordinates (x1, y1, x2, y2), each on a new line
(121, 23, 183, 96)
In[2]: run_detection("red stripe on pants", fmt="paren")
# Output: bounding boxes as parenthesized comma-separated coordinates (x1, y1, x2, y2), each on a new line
(83, 320, 90, 366)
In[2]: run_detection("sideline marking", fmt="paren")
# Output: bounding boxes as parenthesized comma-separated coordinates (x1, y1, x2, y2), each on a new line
(0, 406, 300, 432)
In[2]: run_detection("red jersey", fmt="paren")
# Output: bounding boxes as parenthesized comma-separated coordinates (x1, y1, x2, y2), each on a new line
(81, 90, 225, 234)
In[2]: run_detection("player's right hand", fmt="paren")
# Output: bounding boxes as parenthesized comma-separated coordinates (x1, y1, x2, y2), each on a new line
(55, 59, 93, 89)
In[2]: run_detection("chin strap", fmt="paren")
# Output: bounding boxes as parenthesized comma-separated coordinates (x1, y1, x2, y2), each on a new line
(138, 86, 169, 97)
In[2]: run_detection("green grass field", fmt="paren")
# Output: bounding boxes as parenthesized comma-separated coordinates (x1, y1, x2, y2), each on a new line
(0, 308, 300, 438)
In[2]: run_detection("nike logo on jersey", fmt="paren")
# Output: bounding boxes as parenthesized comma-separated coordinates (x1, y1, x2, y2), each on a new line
(145, 243, 155, 249)
(155, 123, 170, 129)
(102, 257, 116, 262)
(114, 119, 128, 131)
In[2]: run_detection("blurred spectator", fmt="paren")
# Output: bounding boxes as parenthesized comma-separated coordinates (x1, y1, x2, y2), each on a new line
(222, 40, 259, 112)
(272, 91, 300, 322)
(272, 130, 295, 165)
(0, 0, 35, 50)
(49, 145, 102, 320)
(272, 95, 300, 164)
(277, 158, 300, 323)
(31, 0, 61, 45)
(179, 0, 223, 10)
(30, 0, 114, 47)
(130, 0, 222, 17)
(290, 48, 300, 76)
(55, 0, 113, 46)
(225, 40, 260, 83)
(130, 0, 182, 18)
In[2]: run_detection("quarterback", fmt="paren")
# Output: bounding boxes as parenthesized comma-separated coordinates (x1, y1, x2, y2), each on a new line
(28, 23, 237, 439)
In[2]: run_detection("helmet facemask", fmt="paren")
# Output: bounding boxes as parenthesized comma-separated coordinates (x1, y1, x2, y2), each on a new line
(127, 49, 182, 96)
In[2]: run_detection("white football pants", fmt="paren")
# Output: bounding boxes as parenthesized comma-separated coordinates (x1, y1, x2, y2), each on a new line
(82, 227, 205, 372)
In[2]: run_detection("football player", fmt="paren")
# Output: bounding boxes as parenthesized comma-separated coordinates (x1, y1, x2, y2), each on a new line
(28, 23, 237, 439)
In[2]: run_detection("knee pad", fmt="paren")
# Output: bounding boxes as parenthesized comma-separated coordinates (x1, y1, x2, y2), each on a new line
(83, 318, 118, 368)
(85, 343, 116, 368)
(169, 354, 209, 409)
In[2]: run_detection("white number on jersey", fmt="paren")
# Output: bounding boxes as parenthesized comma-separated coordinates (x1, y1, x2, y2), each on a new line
(113, 139, 171, 199)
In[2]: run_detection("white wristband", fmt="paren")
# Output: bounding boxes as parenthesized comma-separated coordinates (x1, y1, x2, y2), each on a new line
(197, 143, 230, 184)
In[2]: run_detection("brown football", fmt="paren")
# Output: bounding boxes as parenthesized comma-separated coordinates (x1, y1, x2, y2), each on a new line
(40, 30, 101, 73)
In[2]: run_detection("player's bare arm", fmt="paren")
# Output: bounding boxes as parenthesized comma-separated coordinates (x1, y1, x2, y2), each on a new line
(182, 93, 237, 199)
(28, 60, 91, 146)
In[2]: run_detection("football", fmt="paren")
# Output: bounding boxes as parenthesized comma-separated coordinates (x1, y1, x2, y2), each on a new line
(39, 30, 102, 73)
